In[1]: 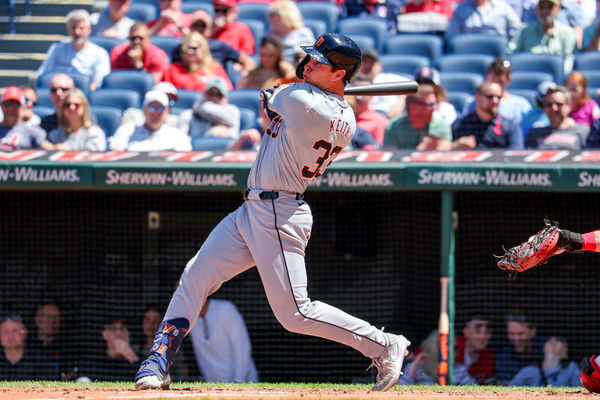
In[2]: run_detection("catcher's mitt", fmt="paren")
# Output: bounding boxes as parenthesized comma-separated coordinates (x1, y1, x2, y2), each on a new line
(496, 219, 561, 279)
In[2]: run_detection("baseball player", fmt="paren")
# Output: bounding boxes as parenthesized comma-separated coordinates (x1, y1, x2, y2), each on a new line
(134, 33, 410, 392)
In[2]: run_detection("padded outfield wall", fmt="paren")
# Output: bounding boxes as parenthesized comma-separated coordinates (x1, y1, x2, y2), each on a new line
(1, 149, 600, 383)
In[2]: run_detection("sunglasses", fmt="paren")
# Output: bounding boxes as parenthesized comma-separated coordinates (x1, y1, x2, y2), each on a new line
(192, 22, 207, 30)
(214, 7, 229, 13)
(1, 100, 21, 107)
(24, 96, 38, 107)
(544, 101, 565, 108)
(129, 35, 144, 41)
(184, 45, 200, 53)
(205, 89, 223, 98)
(146, 104, 166, 113)
(51, 87, 71, 94)
(63, 102, 82, 110)
(0, 314, 22, 322)
(479, 93, 501, 101)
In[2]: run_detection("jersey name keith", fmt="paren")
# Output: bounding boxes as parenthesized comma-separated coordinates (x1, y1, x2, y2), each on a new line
(330, 118, 352, 138)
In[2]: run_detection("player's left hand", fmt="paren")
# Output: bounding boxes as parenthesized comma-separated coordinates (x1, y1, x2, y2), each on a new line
(260, 84, 288, 122)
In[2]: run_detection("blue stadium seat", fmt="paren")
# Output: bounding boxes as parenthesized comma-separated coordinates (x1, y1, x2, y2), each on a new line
(90, 88, 141, 111)
(174, 89, 202, 110)
(36, 88, 52, 108)
(229, 89, 261, 116)
(582, 70, 600, 92)
(507, 53, 564, 84)
(237, 3, 269, 26)
(89, 35, 122, 55)
(378, 54, 429, 76)
(150, 36, 182, 61)
(436, 54, 495, 76)
(507, 71, 554, 91)
(90, 105, 122, 137)
(439, 72, 483, 94)
(33, 105, 55, 119)
(126, 2, 158, 21)
(304, 18, 327, 39)
(237, 18, 265, 54)
(191, 136, 233, 150)
(37, 72, 91, 95)
(297, 2, 339, 33)
(101, 70, 155, 99)
(343, 34, 375, 53)
(508, 89, 536, 107)
(574, 51, 600, 72)
(446, 33, 507, 58)
(446, 91, 472, 114)
(180, 1, 213, 15)
(239, 107, 257, 131)
(384, 33, 443, 62)
(337, 17, 389, 54)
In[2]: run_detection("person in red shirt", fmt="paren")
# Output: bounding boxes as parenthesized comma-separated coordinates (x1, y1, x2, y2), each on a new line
(110, 22, 169, 83)
(148, 0, 193, 37)
(347, 75, 388, 146)
(211, 0, 256, 55)
(454, 315, 495, 385)
(162, 31, 233, 92)
(402, 0, 455, 19)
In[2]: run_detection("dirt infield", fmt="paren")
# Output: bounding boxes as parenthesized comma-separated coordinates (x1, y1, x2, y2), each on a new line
(0, 386, 593, 400)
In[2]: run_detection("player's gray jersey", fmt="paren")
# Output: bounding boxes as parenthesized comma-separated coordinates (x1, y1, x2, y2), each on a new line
(247, 82, 356, 193)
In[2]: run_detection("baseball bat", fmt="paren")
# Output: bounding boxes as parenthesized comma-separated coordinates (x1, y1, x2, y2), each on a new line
(344, 80, 419, 96)
(437, 277, 450, 385)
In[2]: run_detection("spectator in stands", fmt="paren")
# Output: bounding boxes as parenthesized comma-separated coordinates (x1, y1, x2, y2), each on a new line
(110, 22, 170, 83)
(29, 302, 69, 380)
(20, 86, 40, 127)
(523, 0, 586, 48)
(521, 80, 554, 139)
(162, 32, 233, 92)
(397, 0, 454, 33)
(38, 10, 110, 92)
(414, 66, 457, 125)
(94, 316, 139, 381)
(91, 0, 134, 41)
(189, 298, 258, 383)
(0, 315, 39, 380)
(347, 75, 388, 147)
(401, 0, 454, 18)
(445, 0, 522, 41)
(272, 49, 304, 86)
(0, 86, 46, 150)
(171, 11, 256, 77)
(451, 81, 524, 149)
(397, 329, 437, 385)
(506, 0, 578, 75)
(40, 73, 75, 134)
(109, 90, 191, 151)
(496, 311, 546, 385)
(121, 82, 180, 128)
(583, 0, 600, 50)
(226, 104, 269, 150)
(211, 0, 256, 55)
(148, 0, 192, 37)
(341, 0, 403, 32)
(509, 336, 581, 387)
(526, 85, 590, 149)
(265, 0, 315, 64)
(179, 78, 241, 150)
(41, 88, 107, 152)
(463, 58, 532, 125)
(453, 315, 495, 385)
(236, 36, 295, 90)
(563, 71, 600, 127)
(384, 84, 452, 150)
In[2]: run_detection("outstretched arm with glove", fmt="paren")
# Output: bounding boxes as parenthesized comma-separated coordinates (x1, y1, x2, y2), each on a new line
(496, 219, 600, 279)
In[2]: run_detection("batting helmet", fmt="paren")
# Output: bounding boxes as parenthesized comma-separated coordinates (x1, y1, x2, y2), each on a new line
(296, 33, 362, 83)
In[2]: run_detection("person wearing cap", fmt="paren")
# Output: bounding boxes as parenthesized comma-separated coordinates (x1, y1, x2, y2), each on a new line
(38, 9, 110, 92)
(414, 66, 457, 125)
(521, 80, 554, 138)
(507, 0, 577, 75)
(236, 35, 295, 90)
(462, 58, 532, 125)
(162, 32, 233, 92)
(0, 86, 47, 150)
(170, 10, 256, 83)
(91, 317, 140, 381)
(265, 0, 315, 64)
(148, 0, 193, 38)
(120, 82, 181, 128)
(522, 0, 586, 49)
(384, 84, 452, 151)
(110, 21, 169, 83)
(451, 81, 524, 149)
(211, 0, 255, 55)
(91, 0, 134, 41)
(109, 90, 191, 151)
(445, 0, 522, 41)
(178, 78, 241, 150)
(526, 85, 590, 150)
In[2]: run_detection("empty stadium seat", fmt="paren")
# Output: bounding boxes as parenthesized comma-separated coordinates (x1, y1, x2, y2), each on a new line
(36, 88, 52, 108)
(239, 107, 257, 130)
(384, 33, 443, 62)
(304, 18, 327, 39)
(439, 72, 483, 94)
(180, 1, 213, 15)
(126, 2, 158, 21)
(237, 3, 269, 26)
(150, 36, 182, 61)
(582, 70, 600, 95)
(237, 18, 265, 54)
(507, 71, 554, 91)
(343, 34, 375, 53)
(337, 17, 389, 53)
(508, 89, 536, 107)
(89, 36, 122, 55)
(575, 51, 600, 72)
(91, 105, 122, 137)
(33, 105, 55, 119)
(229, 89, 261, 111)
(174, 89, 202, 110)
(297, 2, 339, 33)
(37, 72, 90, 94)
(507, 53, 564, 84)
(102, 70, 155, 99)
(446, 91, 472, 114)
(436, 54, 495, 76)
(90, 88, 141, 111)
(446, 33, 507, 58)
(378, 54, 429, 76)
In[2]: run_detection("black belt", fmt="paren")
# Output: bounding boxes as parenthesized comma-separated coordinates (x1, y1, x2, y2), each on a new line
(244, 189, 304, 201)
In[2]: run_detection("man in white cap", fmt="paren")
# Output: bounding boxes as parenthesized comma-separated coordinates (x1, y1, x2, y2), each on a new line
(120, 82, 180, 128)
(109, 90, 191, 151)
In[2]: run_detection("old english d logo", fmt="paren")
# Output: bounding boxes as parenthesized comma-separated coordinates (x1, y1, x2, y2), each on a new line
(316, 37, 324, 47)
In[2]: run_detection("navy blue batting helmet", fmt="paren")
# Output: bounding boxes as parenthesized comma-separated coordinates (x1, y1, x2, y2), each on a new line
(296, 33, 362, 83)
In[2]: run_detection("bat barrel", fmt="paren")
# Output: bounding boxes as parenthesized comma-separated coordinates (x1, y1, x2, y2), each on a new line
(344, 81, 419, 96)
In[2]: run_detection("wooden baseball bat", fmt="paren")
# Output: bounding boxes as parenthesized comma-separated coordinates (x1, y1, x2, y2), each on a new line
(437, 277, 450, 385)
(344, 80, 419, 96)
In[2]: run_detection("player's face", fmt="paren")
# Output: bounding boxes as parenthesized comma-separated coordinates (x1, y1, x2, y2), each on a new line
(302, 58, 341, 89)
(463, 320, 491, 352)
(507, 321, 535, 354)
